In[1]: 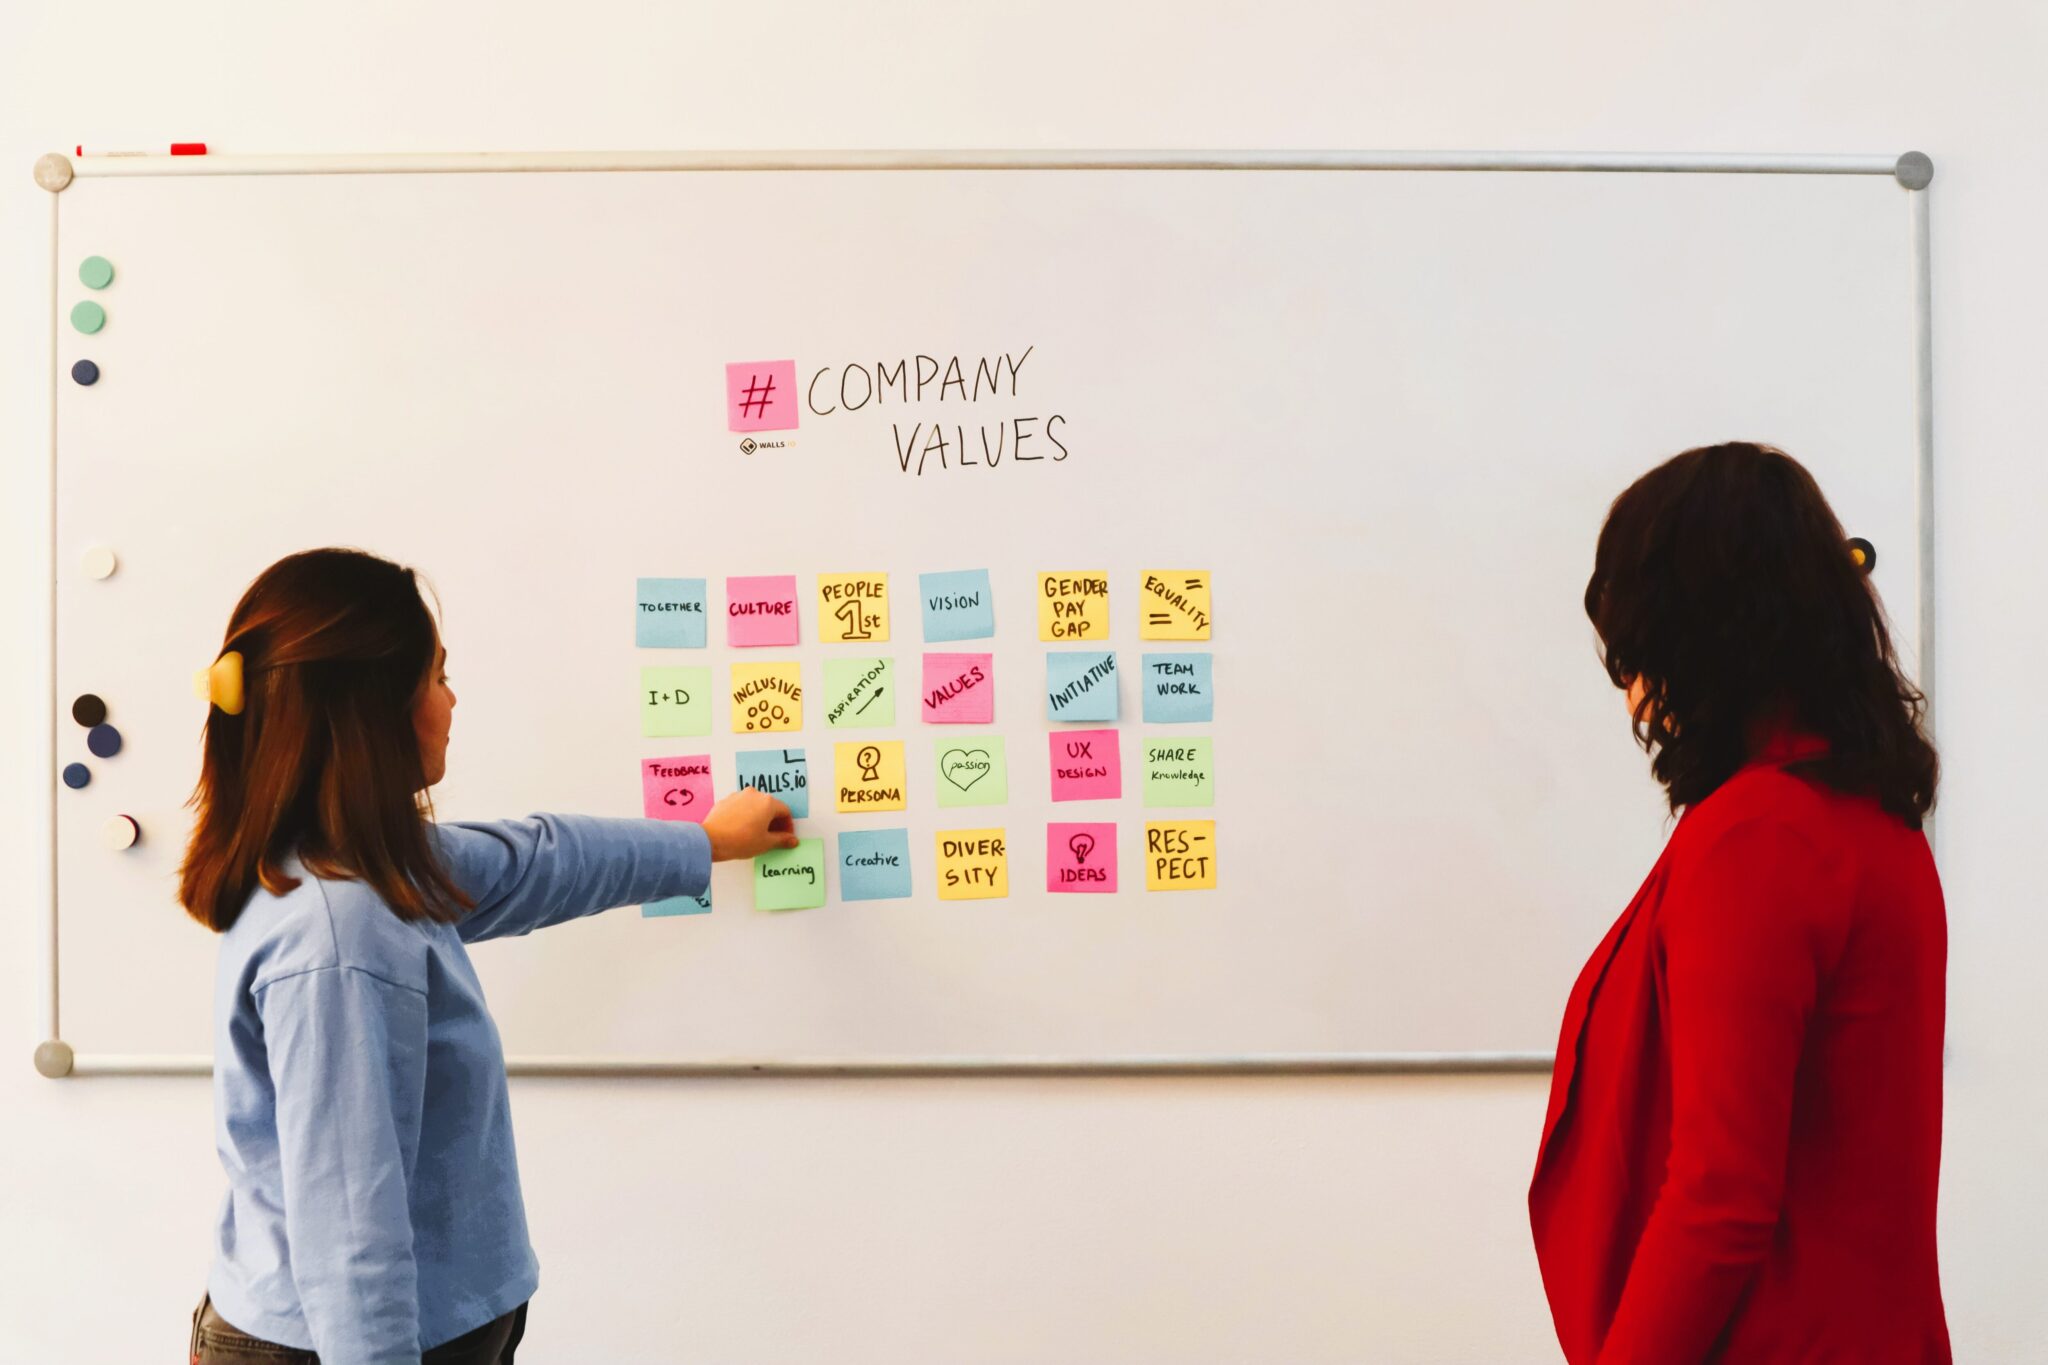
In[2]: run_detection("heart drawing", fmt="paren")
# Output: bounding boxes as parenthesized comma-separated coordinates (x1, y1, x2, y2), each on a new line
(940, 748, 992, 791)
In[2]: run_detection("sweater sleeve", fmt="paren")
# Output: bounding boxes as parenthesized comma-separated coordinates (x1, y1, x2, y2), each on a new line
(438, 813, 713, 944)
(1597, 816, 1841, 1363)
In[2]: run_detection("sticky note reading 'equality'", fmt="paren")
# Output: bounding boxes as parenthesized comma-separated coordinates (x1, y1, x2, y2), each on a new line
(635, 578, 707, 649)
(936, 828, 1008, 900)
(1143, 737, 1214, 807)
(1039, 572, 1109, 641)
(754, 838, 827, 911)
(1047, 822, 1117, 894)
(1046, 651, 1118, 721)
(835, 740, 907, 812)
(919, 569, 994, 642)
(1145, 820, 1216, 891)
(1141, 653, 1213, 723)
(935, 738, 1008, 808)
(641, 667, 712, 737)
(731, 662, 802, 733)
(818, 573, 890, 643)
(1049, 729, 1121, 801)
(726, 575, 800, 647)
(735, 747, 809, 819)
(839, 828, 913, 901)
(726, 359, 800, 434)
(823, 657, 894, 728)
(641, 755, 714, 821)
(922, 653, 994, 723)
(1139, 570, 1212, 640)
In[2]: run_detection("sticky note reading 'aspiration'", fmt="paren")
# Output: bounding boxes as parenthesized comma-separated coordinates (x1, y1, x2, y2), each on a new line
(1141, 653, 1213, 723)
(1143, 737, 1214, 807)
(818, 573, 890, 643)
(823, 657, 894, 728)
(643, 892, 711, 917)
(1045, 651, 1118, 721)
(936, 828, 1008, 900)
(1139, 570, 1212, 640)
(1039, 572, 1109, 641)
(726, 575, 800, 647)
(1145, 820, 1217, 891)
(735, 748, 809, 819)
(935, 738, 1008, 809)
(919, 569, 995, 642)
(726, 359, 800, 434)
(641, 755, 714, 821)
(1047, 822, 1117, 894)
(754, 838, 827, 911)
(835, 740, 907, 812)
(636, 578, 707, 648)
(731, 662, 802, 733)
(641, 667, 712, 737)
(1049, 729, 1121, 801)
(839, 828, 913, 901)
(922, 653, 995, 723)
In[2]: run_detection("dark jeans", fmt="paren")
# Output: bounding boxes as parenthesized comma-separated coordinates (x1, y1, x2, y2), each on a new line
(189, 1293, 527, 1364)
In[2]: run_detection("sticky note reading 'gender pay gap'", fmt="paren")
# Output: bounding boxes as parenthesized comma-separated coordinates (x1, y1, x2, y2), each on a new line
(635, 578, 707, 648)
(1039, 572, 1109, 640)
(1047, 822, 1117, 894)
(731, 662, 802, 733)
(754, 838, 827, 911)
(922, 653, 994, 723)
(641, 755, 714, 821)
(726, 575, 800, 647)
(936, 829, 1008, 900)
(919, 569, 994, 642)
(818, 573, 890, 643)
(735, 748, 809, 819)
(839, 827, 913, 901)
(641, 667, 712, 737)
(1048, 729, 1121, 801)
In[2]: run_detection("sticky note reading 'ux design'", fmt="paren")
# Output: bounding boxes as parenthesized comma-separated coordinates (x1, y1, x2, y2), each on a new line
(1040, 572, 1109, 641)
(754, 838, 827, 911)
(1047, 822, 1117, 894)
(936, 829, 1008, 900)
(935, 738, 1008, 808)
(641, 755, 714, 821)
(1046, 651, 1118, 722)
(818, 573, 890, 643)
(731, 662, 802, 733)
(922, 653, 994, 723)
(1049, 729, 1121, 801)
(1145, 820, 1216, 891)
(735, 747, 809, 819)
(836, 740, 908, 812)
(823, 657, 894, 728)
(839, 828, 913, 901)
(726, 575, 800, 647)
(635, 578, 707, 649)
(919, 569, 994, 642)
(1139, 571, 1212, 640)
(641, 667, 712, 737)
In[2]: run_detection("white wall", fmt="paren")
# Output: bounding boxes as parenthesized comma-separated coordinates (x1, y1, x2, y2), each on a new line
(2, 4, 2043, 1361)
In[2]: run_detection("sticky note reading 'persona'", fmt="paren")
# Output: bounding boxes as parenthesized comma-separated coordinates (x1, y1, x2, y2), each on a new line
(641, 755, 714, 821)
(1039, 572, 1109, 641)
(735, 747, 809, 819)
(1143, 737, 1214, 807)
(726, 359, 800, 433)
(1047, 822, 1117, 894)
(1139, 571, 1212, 640)
(726, 575, 800, 647)
(922, 653, 994, 723)
(1046, 651, 1118, 721)
(818, 573, 890, 643)
(835, 740, 908, 812)
(754, 838, 827, 911)
(1145, 820, 1216, 890)
(1141, 653, 1213, 723)
(935, 738, 1008, 808)
(1049, 729, 1121, 801)
(936, 829, 1008, 900)
(919, 569, 995, 642)
(635, 578, 707, 648)
(641, 667, 712, 737)
(731, 662, 802, 733)
(823, 657, 894, 728)
(839, 827, 913, 901)
(643, 892, 711, 917)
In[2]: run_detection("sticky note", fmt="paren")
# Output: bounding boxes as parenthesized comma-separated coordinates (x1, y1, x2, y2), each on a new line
(1139, 570, 1212, 640)
(1141, 652, 1213, 723)
(643, 891, 712, 917)
(919, 569, 995, 642)
(1047, 822, 1117, 894)
(922, 653, 995, 723)
(818, 573, 890, 643)
(726, 359, 800, 433)
(1039, 572, 1110, 641)
(935, 738, 1008, 808)
(1049, 729, 1121, 801)
(839, 828, 913, 901)
(1143, 737, 1214, 807)
(731, 662, 802, 733)
(754, 838, 827, 911)
(1145, 820, 1217, 891)
(823, 657, 895, 728)
(726, 575, 800, 647)
(735, 747, 810, 819)
(641, 754, 714, 821)
(641, 667, 712, 737)
(835, 740, 907, 812)
(936, 828, 1008, 900)
(636, 578, 707, 648)
(1046, 651, 1118, 721)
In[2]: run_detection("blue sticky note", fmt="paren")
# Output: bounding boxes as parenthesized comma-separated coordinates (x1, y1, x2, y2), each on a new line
(919, 569, 995, 642)
(1141, 652, 1213, 723)
(636, 577, 708, 648)
(839, 828, 913, 901)
(643, 890, 711, 917)
(735, 747, 809, 819)
(1045, 650, 1119, 722)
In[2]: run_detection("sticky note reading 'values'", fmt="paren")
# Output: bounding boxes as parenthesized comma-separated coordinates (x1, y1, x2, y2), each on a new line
(936, 828, 1008, 900)
(1049, 729, 1121, 801)
(641, 755, 714, 821)
(731, 662, 802, 733)
(818, 573, 890, 643)
(823, 657, 894, 728)
(935, 738, 1008, 808)
(726, 359, 800, 434)
(1046, 651, 1118, 722)
(835, 740, 908, 812)
(635, 578, 707, 649)
(1145, 820, 1216, 891)
(1047, 822, 1117, 894)
(641, 667, 712, 737)
(1139, 571, 1212, 640)
(1141, 653, 1213, 723)
(839, 828, 913, 901)
(1039, 572, 1109, 641)
(754, 838, 827, 911)
(922, 653, 995, 723)
(726, 575, 800, 647)
(735, 747, 809, 819)
(1143, 737, 1214, 807)
(919, 569, 995, 642)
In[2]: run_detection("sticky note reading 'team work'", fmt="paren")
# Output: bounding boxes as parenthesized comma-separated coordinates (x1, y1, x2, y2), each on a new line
(735, 747, 809, 819)
(1047, 822, 1117, 894)
(1045, 651, 1118, 722)
(1039, 572, 1109, 641)
(1139, 571, 1212, 640)
(936, 828, 1008, 900)
(835, 740, 907, 812)
(919, 569, 994, 642)
(1143, 737, 1214, 807)
(922, 653, 994, 723)
(731, 662, 802, 733)
(754, 838, 827, 911)
(727, 359, 800, 434)
(818, 573, 890, 643)
(641, 755, 714, 821)
(839, 827, 913, 901)
(1141, 653, 1213, 723)
(935, 738, 1007, 808)
(1145, 820, 1216, 891)
(823, 657, 894, 728)
(636, 578, 707, 648)
(641, 667, 712, 737)
(1049, 729, 1121, 801)
(726, 575, 800, 647)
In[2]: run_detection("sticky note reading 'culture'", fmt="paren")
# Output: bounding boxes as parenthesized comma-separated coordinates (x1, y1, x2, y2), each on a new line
(839, 828, 913, 901)
(936, 828, 1008, 900)
(726, 359, 800, 433)
(1039, 572, 1109, 641)
(731, 662, 802, 733)
(1047, 822, 1117, 894)
(1139, 571, 1212, 640)
(1141, 653, 1213, 723)
(641, 667, 712, 737)
(823, 657, 894, 728)
(1045, 651, 1118, 721)
(643, 892, 711, 917)
(1049, 729, 1121, 801)
(835, 740, 907, 812)
(935, 738, 1008, 808)
(726, 575, 800, 647)
(754, 838, 827, 911)
(922, 653, 994, 723)
(818, 573, 890, 643)
(641, 755, 714, 821)
(735, 747, 809, 819)
(635, 578, 707, 649)
(1143, 737, 1214, 807)
(1145, 820, 1216, 891)
(919, 569, 995, 642)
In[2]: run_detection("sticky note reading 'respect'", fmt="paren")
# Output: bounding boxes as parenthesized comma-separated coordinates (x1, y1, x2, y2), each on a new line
(1039, 572, 1109, 641)
(636, 578, 707, 648)
(1046, 651, 1118, 722)
(754, 838, 827, 911)
(1145, 820, 1216, 891)
(1139, 571, 1212, 640)
(1047, 822, 1117, 894)
(835, 740, 907, 812)
(922, 653, 994, 723)
(726, 575, 800, 647)
(1141, 653, 1213, 723)
(818, 573, 889, 643)
(1049, 729, 1120, 801)
(936, 828, 1008, 900)
(1143, 737, 1214, 807)
(935, 739, 1007, 808)
(642, 755, 714, 821)
(641, 667, 712, 737)
(731, 662, 802, 733)
(726, 359, 800, 433)
(735, 747, 809, 819)
(839, 828, 913, 901)
(823, 657, 894, 728)
(919, 569, 994, 642)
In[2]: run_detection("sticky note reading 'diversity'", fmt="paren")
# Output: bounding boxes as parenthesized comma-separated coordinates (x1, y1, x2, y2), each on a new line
(936, 828, 1008, 900)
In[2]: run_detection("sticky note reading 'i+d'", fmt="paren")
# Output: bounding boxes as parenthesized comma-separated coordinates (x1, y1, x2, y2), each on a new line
(1049, 729, 1121, 801)
(936, 828, 1008, 900)
(636, 578, 707, 648)
(919, 569, 995, 642)
(1146, 820, 1217, 891)
(641, 667, 712, 737)
(839, 827, 913, 901)
(835, 740, 908, 812)
(735, 747, 809, 819)
(754, 838, 827, 911)
(726, 575, 800, 647)
(922, 653, 994, 723)
(641, 755, 714, 821)
(1039, 572, 1109, 641)
(1141, 653, 1213, 723)
(1047, 822, 1117, 894)
(727, 359, 800, 434)
(1139, 571, 1212, 640)
(818, 573, 890, 643)
(1046, 651, 1118, 722)
(823, 657, 895, 728)
(1143, 737, 1214, 807)
(731, 662, 802, 733)
(935, 738, 1008, 809)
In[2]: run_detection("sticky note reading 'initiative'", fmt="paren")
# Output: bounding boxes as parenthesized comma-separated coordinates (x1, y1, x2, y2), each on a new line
(641, 755, 714, 821)
(1141, 653, 1213, 724)
(835, 740, 908, 812)
(935, 739, 1008, 808)
(839, 827, 913, 901)
(922, 653, 994, 723)
(735, 748, 809, 819)
(1046, 651, 1118, 722)
(635, 577, 707, 649)
(726, 575, 800, 647)
(731, 662, 802, 733)
(818, 573, 890, 643)
(823, 657, 894, 728)
(1145, 820, 1217, 891)
(641, 667, 712, 737)
(1047, 822, 1117, 894)
(1039, 572, 1109, 641)
(754, 838, 827, 911)
(1049, 729, 1120, 801)
(937, 829, 1008, 900)
(1139, 570, 1212, 640)
(919, 569, 995, 642)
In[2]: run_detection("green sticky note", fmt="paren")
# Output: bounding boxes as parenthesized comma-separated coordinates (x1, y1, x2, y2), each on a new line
(754, 838, 827, 911)
(935, 737, 1008, 808)
(641, 666, 711, 737)
(823, 656, 895, 728)
(1142, 736, 1213, 807)
(70, 301, 106, 335)
(79, 256, 114, 290)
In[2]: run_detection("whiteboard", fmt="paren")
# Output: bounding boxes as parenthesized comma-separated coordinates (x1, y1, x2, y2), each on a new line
(43, 154, 1927, 1069)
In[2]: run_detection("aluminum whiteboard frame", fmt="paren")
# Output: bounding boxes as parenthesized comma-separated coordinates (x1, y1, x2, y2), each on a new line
(33, 148, 1936, 1080)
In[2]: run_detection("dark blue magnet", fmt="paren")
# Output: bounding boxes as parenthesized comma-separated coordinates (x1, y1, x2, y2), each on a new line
(87, 723, 122, 758)
(62, 763, 91, 789)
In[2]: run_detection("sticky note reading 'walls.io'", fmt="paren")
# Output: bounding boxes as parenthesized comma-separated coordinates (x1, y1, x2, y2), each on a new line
(641, 667, 712, 737)
(1046, 651, 1118, 722)
(823, 657, 894, 728)
(1047, 822, 1117, 894)
(726, 575, 800, 647)
(754, 838, 827, 911)
(1048, 729, 1120, 801)
(935, 739, 1008, 808)
(1138, 570, 1212, 640)
(641, 755, 714, 821)
(936, 829, 1008, 900)
(919, 569, 995, 642)
(839, 827, 913, 901)
(635, 577, 707, 648)
(735, 747, 809, 819)
(1145, 820, 1217, 891)
(726, 359, 800, 434)
(818, 573, 890, 643)
(835, 740, 908, 812)
(922, 653, 995, 723)
(731, 662, 803, 733)
(1039, 572, 1109, 641)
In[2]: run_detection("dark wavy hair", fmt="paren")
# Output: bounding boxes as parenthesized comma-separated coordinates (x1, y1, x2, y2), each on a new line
(1586, 441, 1937, 825)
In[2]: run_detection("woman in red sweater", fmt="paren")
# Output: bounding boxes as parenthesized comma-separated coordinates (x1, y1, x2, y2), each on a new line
(1531, 441, 1949, 1362)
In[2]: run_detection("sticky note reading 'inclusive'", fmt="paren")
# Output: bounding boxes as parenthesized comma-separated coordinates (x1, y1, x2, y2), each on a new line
(823, 657, 894, 728)
(1039, 572, 1109, 641)
(1145, 820, 1217, 891)
(726, 359, 800, 434)
(1047, 822, 1117, 894)
(1141, 653, 1213, 723)
(735, 747, 809, 819)
(922, 653, 994, 723)
(818, 573, 890, 643)
(839, 827, 913, 901)
(1046, 651, 1118, 722)
(641, 755, 714, 821)
(835, 740, 907, 812)
(919, 569, 995, 642)
(754, 838, 827, 911)
(936, 828, 1008, 900)
(1139, 570, 1212, 640)
(726, 575, 800, 647)
(641, 667, 712, 737)
(731, 662, 802, 733)
(1048, 729, 1121, 801)
(635, 578, 707, 649)
(642, 891, 711, 917)
(1143, 737, 1214, 807)
(935, 738, 1008, 808)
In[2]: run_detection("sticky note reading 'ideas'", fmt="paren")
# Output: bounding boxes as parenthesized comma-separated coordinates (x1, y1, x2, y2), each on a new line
(818, 573, 890, 643)
(1039, 572, 1109, 641)
(635, 578, 707, 649)
(1047, 822, 1117, 894)
(726, 575, 800, 647)
(1048, 729, 1121, 801)
(922, 653, 994, 723)
(936, 828, 1008, 900)
(823, 657, 894, 728)
(935, 739, 1008, 808)
(754, 838, 827, 911)
(1045, 651, 1118, 722)
(839, 828, 913, 901)
(641, 755, 713, 821)
(1145, 820, 1216, 891)
(835, 740, 908, 812)
(1138, 570, 1212, 640)
(735, 748, 809, 819)
(641, 667, 712, 737)
(919, 569, 995, 642)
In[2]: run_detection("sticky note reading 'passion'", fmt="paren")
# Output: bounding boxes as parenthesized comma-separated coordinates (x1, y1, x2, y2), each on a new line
(1045, 651, 1118, 722)
(823, 657, 894, 728)
(839, 828, 913, 901)
(1145, 820, 1216, 891)
(1047, 822, 1117, 894)
(936, 828, 1008, 900)
(735, 748, 809, 819)
(635, 578, 707, 648)
(641, 667, 712, 737)
(835, 740, 908, 812)
(1039, 572, 1109, 641)
(935, 738, 1008, 808)
(726, 359, 800, 434)
(1143, 738, 1214, 807)
(818, 573, 890, 643)
(919, 569, 995, 642)
(726, 575, 800, 647)
(731, 662, 802, 733)
(641, 755, 714, 821)
(1049, 729, 1121, 801)
(754, 838, 827, 911)
(1138, 570, 1212, 640)
(1141, 653, 1213, 723)
(922, 653, 994, 723)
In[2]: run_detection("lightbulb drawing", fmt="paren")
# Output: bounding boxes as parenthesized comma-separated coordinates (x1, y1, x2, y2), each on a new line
(857, 745, 882, 782)
(1068, 831, 1096, 865)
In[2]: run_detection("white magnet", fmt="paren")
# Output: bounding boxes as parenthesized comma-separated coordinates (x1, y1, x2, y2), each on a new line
(80, 546, 118, 580)
(103, 814, 140, 850)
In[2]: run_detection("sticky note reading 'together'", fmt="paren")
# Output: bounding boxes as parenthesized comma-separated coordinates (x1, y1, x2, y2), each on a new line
(636, 578, 707, 648)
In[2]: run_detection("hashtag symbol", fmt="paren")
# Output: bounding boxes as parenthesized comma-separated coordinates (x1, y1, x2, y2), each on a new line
(738, 372, 776, 419)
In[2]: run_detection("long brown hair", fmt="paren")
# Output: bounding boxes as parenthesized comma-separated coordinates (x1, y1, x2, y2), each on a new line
(1586, 441, 1938, 825)
(179, 548, 471, 931)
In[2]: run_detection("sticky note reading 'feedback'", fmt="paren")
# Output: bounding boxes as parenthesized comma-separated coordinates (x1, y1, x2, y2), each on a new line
(919, 569, 994, 642)
(936, 829, 1008, 900)
(726, 575, 800, 647)
(635, 578, 707, 648)
(835, 740, 907, 812)
(1046, 651, 1118, 721)
(754, 838, 827, 911)
(1039, 572, 1109, 640)
(922, 653, 994, 723)
(641, 755, 713, 821)
(839, 828, 913, 901)
(1145, 820, 1216, 891)
(935, 738, 1007, 808)
(818, 573, 890, 643)
(1141, 653, 1213, 723)
(1047, 822, 1117, 894)
(823, 657, 894, 728)
(1049, 729, 1121, 801)
(731, 662, 802, 733)
(1139, 571, 1212, 640)
(735, 748, 809, 819)
(641, 667, 712, 737)
(726, 359, 800, 433)
(1143, 737, 1214, 807)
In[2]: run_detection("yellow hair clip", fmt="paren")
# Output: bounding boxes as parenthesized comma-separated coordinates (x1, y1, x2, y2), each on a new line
(193, 651, 245, 715)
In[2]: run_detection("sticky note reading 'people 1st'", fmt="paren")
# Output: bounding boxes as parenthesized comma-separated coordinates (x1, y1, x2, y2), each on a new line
(754, 838, 827, 911)
(936, 829, 1008, 900)
(823, 657, 894, 728)
(1046, 651, 1118, 722)
(1049, 729, 1121, 801)
(641, 667, 712, 737)
(636, 578, 707, 648)
(1145, 820, 1216, 891)
(1139, 571, 1212, 640)
(1039, 572, 1109, 641)
(1047, 822, 1117, 893)
(835, 740, 908, 812)
(731, 662, 802, 733)
(1141, 653, 1213, 723)
(818, 573, 890, 643)
(935, 738, 1008, 808)
(1143, 737, 1214, 807)
(726, 575, 800, 647)
(839, 827, 913, 901)
(735, 747, 809, 819)
(641, 755, 714, 821)
(922, 653, 994, 723)
(919, 569, 995, 642)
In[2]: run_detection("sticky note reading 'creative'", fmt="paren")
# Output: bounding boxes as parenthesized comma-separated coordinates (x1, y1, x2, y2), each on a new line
(835, 740, 907, 812)
(754, 838, 827, 911)
(727, 359, 800, 433)
(641, 667, 712, 737)
(922, 653, 995, 723)
(1139, 571, 1212, 640)
(1143, 737, 1214, 807)
(818, 573, 890, 643)
(839, 828, 913, 901)
(1145, 820, 1216, 890)
(1046, 651, 1118, 721)
(935, 738, 1008, 808)
(731, 662, 802, 733)
(1039, 572, 1109, 641)
(823, 657, 894, 728)
(1047, 822, 1117, 894)
(1049, 729, 1121, 801)
(635, 578, 707, 649)
(641, 755, 714, 821)
(735, 748, 809, 819)
(919, 569, 995, 642)
(1141, 653, 1213, 723)
(726, 575, 800, 647)
(936, 828, 1008, 900)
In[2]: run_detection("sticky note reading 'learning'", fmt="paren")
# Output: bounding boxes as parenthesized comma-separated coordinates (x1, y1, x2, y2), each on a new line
(936, 828, 1008, 900)
(1047, 822, 1117, 894)
(1049, 729, 1121, 801)
(1139, 571, 1212, 640)
(922, 653, 995, 723)
(641, 755, 714, 821)
(818, 573, 890, 643)
(726, 359, 800, 433)
(635, 578, 707, 649)
(823, 657, 894, 728)
(1143, 737, 1214, 807)
(641, 667, 712, 737)
(835, 740, 908, 812)
(1145, 820, 1216, 891)
(731, 662, 802, 733)
(1141, 653, 1213, 723)
(1046, 651, 1118, 721)
(935, 738, 1008, 808)
(1039, 572, 1109, 641)
(919, 569, 995, 642)
(754, 838, 827, 911)
(839, 828, 913, 901)
(726, 575, 800, 647)
(735, 748, 809, 819)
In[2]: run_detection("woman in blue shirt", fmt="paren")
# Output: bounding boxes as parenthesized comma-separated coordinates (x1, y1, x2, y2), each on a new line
(181, 548, 797, 1365)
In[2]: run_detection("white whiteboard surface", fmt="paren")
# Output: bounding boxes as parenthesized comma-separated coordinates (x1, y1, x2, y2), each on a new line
(43, 155, 1926, 1070)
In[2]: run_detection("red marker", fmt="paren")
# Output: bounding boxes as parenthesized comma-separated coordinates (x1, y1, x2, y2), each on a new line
(74, 143, 208, 156)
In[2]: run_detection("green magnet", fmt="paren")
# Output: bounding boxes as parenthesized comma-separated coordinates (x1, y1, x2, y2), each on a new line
(71, 301, 106, 335)
(79, 256, 114, 289)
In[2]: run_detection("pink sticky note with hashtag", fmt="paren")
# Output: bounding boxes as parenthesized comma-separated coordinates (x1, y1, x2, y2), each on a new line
(726, 359, 799, 433)
(1049, 729, 1121, 801)
(921, 653, 994, 723)
(726, 575, 800, 647)
(1047, 822, 1117, 893)
(642, 755, 714, 822)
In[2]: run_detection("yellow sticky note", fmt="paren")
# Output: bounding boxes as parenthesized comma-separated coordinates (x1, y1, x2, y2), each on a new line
(1039, 572, 1109, 642)
(818, 573, 890, 643)
(835, 740, 907, 812)
(936, 827, 1008, 899)
(1139, 571, 1212, 640)
(1144, 820, 1217, 891)
(732, 662, 802, 733)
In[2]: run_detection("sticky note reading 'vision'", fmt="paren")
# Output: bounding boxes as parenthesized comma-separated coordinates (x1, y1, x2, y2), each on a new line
(731, 662, 802, 733)
(839, 828, 913, 901)
(1143, 737, 1214, 807)
(919, 569, 995, 642)
(922, 653, 994, 723)
(726, 575, 800, 647)
(1145, 820, 1216, 891)
(1139, 571, 1212, 640)
(641, 667, 712, 737)
(1049, 729, 1121, 801)
(1141, 653, 1213, 723)
(823, 657, 894, 728)
(635, 578, 707, 648)
(935, 738, 1008, 808)
(1047, 822, 1117, 894)
(835, 740, 908, 812)
(641, 755, 714, 821)
(1045, 651, 1118, 722)
(726, 359, 800, 434)
(818, 573, 890, 643)
(754, 838, 827, 911)
(735, 747, 809, 819)
(1039, 572, 1109, 641)
(936, 828, 1008, 900)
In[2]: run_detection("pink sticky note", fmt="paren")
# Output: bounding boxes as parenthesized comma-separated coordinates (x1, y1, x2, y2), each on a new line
(1047, 822, 1117, 894)
(726, 575, 800, 647)
(1049, 729, 1121, 801)
(922, 653, 994, 723)
(643, 755, 714, 822)
(726, 359, 800, 433)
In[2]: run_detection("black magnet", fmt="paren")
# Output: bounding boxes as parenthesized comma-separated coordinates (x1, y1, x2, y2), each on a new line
(71, 693, 107, 727)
